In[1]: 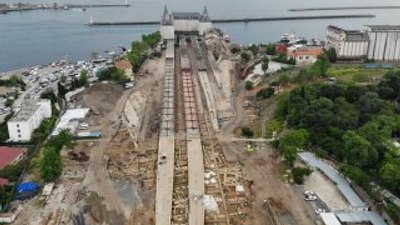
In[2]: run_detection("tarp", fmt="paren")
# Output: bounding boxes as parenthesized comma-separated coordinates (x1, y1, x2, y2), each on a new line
(16, 182, 39, 193)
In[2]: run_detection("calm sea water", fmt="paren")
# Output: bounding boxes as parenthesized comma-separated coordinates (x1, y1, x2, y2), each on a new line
(1, 0, 400, 72)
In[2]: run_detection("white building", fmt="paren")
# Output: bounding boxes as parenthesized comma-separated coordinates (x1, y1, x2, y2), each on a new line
(7, 99, 52, 141)
(366, 25, 400, 61)
(160, 6, 212, 40)
(326, 25, 369, 60)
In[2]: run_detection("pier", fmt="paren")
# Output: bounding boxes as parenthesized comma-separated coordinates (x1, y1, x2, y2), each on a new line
(88, 14, 375, 26)
(289, 6, 400, 12)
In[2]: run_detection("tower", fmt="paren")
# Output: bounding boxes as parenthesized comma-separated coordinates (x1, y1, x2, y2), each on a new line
(160, 5, 174, 40)
(199, 6, 212, 35)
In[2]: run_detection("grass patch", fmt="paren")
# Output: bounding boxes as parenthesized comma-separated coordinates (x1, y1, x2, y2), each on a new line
(327, 66, 388, 83)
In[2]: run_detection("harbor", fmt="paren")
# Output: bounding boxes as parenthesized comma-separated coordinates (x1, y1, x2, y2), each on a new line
(88, 14, 376, 26)
(0, 1, 129, 14)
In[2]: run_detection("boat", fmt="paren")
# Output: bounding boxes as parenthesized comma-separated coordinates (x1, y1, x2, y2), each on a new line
(0, 9, 8, 14)
(280, 33, 307, 45)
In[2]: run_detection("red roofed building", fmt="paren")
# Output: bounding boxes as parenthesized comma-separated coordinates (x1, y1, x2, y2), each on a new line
(0, 146, 27, 170)
(0, 178, 9, 186)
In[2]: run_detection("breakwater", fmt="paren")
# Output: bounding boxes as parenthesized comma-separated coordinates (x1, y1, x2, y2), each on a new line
(88, 14, 375, 26)
(289, 6, 400, 12)
(0, 2, 129, 14)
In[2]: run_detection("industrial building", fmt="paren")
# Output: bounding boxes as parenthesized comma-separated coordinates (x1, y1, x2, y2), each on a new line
(366, 25, 400, 61)
(7, 99, 52, 141)
(326, 25, 369, 60)
(160, 6, 212, 40)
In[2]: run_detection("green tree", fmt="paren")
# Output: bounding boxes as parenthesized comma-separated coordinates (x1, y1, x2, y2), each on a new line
(326, 48, 337, 63)
(40, 147, 62, 182)
(292, 167, 312, 184)
(312, 54, 330, 77)
(266, 43, 276, 55)
(79, 70, 89, 87)
(341, 130, 378, 167)
(245, 81, 253, 90)
(256, 87, 274, 100)
(4, 98, 13, 107)
(279, 129, 309, 166)
(241, 127, 254, 138)
(262, 56, 269, 73)
(340, 164, 369, 187)
(357, 92, 384, 114)
(240, 52, 251, 62)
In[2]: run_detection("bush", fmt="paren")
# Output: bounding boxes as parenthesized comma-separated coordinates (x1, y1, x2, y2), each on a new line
(245, 81, 253, 90)
(241, 127, 254, 138)
(0, 162, 24, 182)
(40, 147, 62, 182)
(256, 87, 274, 100)
(292, 167, 312, 184)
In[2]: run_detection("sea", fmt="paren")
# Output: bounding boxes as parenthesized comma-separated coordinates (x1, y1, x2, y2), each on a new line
(1, 0, 400, 72)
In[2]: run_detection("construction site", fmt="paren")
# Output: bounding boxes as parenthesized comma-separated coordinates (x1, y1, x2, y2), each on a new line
(9, 8, 325, 225)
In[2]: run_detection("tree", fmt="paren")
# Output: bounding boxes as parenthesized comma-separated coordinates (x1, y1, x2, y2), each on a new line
(79, 70, 89, 87)
(256, 87, 274, 100)
(357, 92, 384, 114)
(312, 54, 330, 77)
(0, 162, 24, 182)
(266, 44, 276, 55)
(340, 164, 369, 187)
(278, 73, 290, 86)
(245, 81, 253, 90)
(292, 167, 312, 184)
(240, 52, 251, 62)
(40, 147, 62, 182)
(326, 48, 337, 63)
(262, 56, 269, 73)
(241, 127, 254, 138)
(341, 130, 378, 168)
(279, 129, 309, 166)
(4, 98, 13, 107)
(45, 129, 76, 152)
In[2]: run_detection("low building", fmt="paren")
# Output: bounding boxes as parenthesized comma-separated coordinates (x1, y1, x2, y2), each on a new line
(7, 99, 52, 141)
(366, 25, 400, 61)
(114, 60, 133, 80)
(52, 108, 89, 136)
(0, 146, 27, 169)
(287, 45, 324, 65)
(326, 25, 369, 60)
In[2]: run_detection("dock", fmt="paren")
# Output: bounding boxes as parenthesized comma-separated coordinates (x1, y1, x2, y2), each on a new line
(288, 6, 400, 12)
(88, 14, 375, 26)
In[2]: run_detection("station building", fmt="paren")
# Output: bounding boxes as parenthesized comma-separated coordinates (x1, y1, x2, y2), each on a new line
(160, 6, 212, 40)
(7, 99, 52, 141)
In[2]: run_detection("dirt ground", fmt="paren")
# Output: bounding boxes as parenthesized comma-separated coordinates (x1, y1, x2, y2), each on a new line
(304, 170, 349, 211)
(218, 79, 316, 225)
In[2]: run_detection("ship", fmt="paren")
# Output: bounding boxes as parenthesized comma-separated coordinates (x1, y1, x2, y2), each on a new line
(280, 33, 307, 45)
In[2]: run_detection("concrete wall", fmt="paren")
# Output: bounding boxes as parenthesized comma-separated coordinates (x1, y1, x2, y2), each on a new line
(161, 25, 174, 40)
(199, 22, 212, 35)
(8, 121, 32, 141)
(173, 20, 200, 33)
